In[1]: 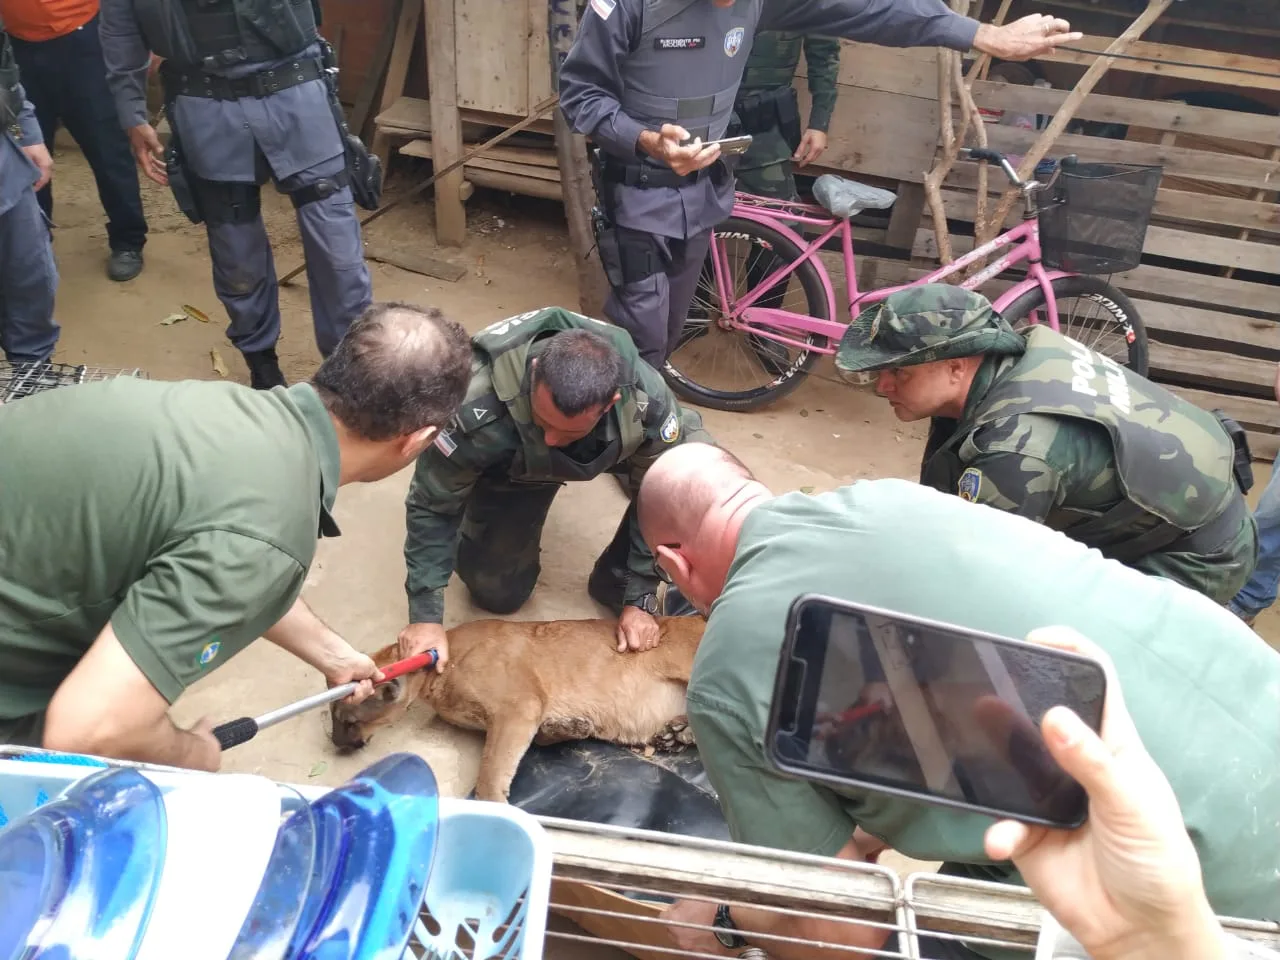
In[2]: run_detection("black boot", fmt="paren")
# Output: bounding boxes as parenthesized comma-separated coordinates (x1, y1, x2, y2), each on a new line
(243, 348, 287, 390)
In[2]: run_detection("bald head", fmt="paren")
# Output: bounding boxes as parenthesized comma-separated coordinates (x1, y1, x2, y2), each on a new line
(638, 442, 756, 547)
(312, 301, 472, 441)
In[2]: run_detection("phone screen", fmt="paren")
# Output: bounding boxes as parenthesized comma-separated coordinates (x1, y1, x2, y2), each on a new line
(766, 595, 1107, 828)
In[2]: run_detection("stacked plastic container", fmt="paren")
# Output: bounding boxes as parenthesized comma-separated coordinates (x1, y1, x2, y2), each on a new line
(0, 750, 551, 960)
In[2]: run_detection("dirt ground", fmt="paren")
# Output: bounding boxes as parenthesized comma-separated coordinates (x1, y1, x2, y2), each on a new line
(38, 143, 1280, 952)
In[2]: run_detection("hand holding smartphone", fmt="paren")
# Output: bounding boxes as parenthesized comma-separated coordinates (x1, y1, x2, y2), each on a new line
(765, 595, 1107, 828)
(679, 134, 754, 156)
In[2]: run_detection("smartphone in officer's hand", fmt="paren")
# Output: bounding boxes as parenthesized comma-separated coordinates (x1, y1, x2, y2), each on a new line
(765, 595, 1107, 829)
(680, 134, 754, 156)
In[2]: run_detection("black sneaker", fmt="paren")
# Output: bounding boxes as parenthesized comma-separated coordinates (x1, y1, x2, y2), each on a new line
(107, 249, 144, 282)
(243, 348, 287, 390)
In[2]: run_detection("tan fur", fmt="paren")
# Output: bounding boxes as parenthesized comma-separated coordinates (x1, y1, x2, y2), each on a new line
(330, 616, 706, 802)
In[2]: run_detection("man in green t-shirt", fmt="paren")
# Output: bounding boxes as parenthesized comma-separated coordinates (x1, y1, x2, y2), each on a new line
(637, 443, 1280, 960)
(0, 301, 472, 771)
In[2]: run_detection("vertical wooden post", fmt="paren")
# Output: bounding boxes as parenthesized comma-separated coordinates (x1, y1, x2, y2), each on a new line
(549, 0, 611, 317)
(370, 0, 424, 169)
(424, 0, 467, 246)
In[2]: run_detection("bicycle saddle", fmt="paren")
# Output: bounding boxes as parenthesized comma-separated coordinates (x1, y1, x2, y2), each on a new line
(813, 174, 897, 219)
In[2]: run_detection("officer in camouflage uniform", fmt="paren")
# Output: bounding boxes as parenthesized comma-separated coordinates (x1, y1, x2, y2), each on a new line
(398, 307, 713, 666)
(834, 285, 1258, 605)
(732, 31, 840, 202)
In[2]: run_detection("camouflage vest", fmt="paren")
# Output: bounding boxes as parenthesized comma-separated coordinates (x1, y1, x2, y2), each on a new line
(923, 325, 1236, 534)
(458, 307, 648, 482)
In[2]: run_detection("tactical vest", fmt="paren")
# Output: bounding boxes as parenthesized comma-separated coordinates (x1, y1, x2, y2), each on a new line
(454, 308, 650, 482)
(0, 24, 21, 132)
(132, 0, 319, 70)
(922, 325, 1237, 544)
(615, 0, 763, 151)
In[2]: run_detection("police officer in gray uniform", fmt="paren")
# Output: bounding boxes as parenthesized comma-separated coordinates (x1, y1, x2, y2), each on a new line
(0, 21, 58, 365)
(558, 0, 1081, 368)
(100, 0, 381, 388)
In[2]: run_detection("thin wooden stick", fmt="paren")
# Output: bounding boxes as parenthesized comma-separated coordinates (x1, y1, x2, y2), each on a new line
(279, 95, 559, 285)
(975, 0, 1175, 248)
(925, 48, 957, 265)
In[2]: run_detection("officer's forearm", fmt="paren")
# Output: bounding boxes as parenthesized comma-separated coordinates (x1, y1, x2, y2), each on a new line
(98, 2, 152, 129)
(263, 597, 355, 673)
(407, 586, 446, 625)
(15, 92, 42, 146)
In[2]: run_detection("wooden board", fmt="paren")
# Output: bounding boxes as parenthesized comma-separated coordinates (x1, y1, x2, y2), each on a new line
(969, 81, 1280, 148)
(456, 0, 529, 115)
(795, 42, 938, 101)
(1169, 386, 1280, 431)
(363, 246, 468, 282)
(463, 168, 563, 200)
(1147, 340, 1277, 395)
(399, 137, 557, 167)
(527, 0, 554, 105)
(464, 155, 561, 181)
(980, 124, 1280, 194)
(424, 0, 467, 245)
(1038, 37, 1280, 94)
(795, 81, 939, 185)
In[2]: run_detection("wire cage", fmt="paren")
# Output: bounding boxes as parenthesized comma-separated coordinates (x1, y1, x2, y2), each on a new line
(1037, 161, 1163, 276)
(0, 361, 148, 403)
(539, 817, 1280, 960)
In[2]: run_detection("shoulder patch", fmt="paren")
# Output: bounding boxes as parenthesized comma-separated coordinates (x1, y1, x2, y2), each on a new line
(660, 411, 680, 443)
(454, 394, 503, 433)
(724, 25, 744, 56)
(433, 427, 458, 457)
(590, 0, 615, 19)
(957, 467, 982, 502)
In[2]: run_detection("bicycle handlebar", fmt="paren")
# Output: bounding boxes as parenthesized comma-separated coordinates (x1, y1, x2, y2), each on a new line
(957, 148, 1079, 190)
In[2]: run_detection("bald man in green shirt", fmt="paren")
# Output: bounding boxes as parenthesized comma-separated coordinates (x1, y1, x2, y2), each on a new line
(0, 301, 472, 771)
(637, 443, 1280, 960)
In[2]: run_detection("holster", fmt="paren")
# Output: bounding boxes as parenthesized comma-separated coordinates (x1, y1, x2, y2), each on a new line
(734, 86, 802, 153)
(163, 116, 205, 225)
(587, 148, 663, 289)
(0, 30, 23, 133)
(1213, 409, 1255, 494)
(320, 39, 382, 210)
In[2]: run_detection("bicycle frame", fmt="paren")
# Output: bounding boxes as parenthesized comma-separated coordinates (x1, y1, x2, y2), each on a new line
(707, 193, 1072, 355)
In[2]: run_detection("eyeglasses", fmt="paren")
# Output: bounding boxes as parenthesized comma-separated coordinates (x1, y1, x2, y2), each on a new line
(654, 543, 679, 584)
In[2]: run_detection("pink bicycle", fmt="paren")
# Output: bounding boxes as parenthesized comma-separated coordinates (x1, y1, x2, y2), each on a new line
(663, 148, 1161, 412)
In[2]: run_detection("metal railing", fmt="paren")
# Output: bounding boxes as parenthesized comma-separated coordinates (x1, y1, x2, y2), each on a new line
(0, 361, 147, 403)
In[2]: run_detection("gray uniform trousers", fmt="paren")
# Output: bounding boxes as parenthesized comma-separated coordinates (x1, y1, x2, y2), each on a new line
(0, 142, 59, 364)
(198, 147, 370, 356)
(169, 77, 372, 357)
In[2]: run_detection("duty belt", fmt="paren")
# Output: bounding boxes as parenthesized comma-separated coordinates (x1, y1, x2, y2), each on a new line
(162, 57, 324, 101)
(598, 153, 709, 189)
(1101, 489, 1249, 566)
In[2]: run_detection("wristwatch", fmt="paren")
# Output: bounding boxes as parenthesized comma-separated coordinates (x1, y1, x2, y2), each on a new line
(713, 903, 747, 949)
(633, 592, 660, 616)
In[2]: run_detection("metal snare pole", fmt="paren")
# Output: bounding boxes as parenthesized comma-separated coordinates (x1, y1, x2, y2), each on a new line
(212, 649, 439, 750)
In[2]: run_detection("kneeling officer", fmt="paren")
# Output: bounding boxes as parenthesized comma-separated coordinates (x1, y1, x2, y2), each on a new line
(399, 307, 714, 668)
(835, 285, 1258, 605)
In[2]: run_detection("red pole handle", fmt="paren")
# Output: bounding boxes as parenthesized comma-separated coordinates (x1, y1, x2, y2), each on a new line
(377, 649, 439, 682)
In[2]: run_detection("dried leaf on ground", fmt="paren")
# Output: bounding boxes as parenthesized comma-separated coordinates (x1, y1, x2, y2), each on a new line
(308, 761, 327, 778)
(210, 349, 229, 378)
(183, 304, 211, 323)
(160, 312, 187, 326)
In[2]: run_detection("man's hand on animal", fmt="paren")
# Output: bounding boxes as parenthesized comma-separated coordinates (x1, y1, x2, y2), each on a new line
(972, 14, 1082, 61)
(616, 604, 662, 653)
(127, 123, 168, 186)
(983, 627, 1227, 960)
(638, 123, 722, 176)
(792, 129, 827, 168)
(21, 143, 53, 191)
(398, 621, 450, 672)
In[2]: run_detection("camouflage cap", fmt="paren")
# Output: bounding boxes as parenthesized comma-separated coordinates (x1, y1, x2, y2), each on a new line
(835, 284, 1026, 374)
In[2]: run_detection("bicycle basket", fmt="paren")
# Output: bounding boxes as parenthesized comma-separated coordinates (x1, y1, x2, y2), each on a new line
(0, 361, 147, 403)
(1037, 161, 1162, 275)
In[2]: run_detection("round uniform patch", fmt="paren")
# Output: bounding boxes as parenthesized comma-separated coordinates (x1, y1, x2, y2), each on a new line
(198, 640, 221, 666)
(724, 26, 744, 57)
(660, 412, 681, 443)
(957, 468, 982, 502)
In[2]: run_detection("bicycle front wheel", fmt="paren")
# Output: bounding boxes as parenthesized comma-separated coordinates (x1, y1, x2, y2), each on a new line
(999, 275, 1149, 376)
(663, 216, 832, 412)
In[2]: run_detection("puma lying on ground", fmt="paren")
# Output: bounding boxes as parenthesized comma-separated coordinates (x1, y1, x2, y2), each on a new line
(329, 616, 706, 802)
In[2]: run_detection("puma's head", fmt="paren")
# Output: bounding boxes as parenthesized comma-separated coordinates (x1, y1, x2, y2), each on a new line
(329, 643, 429, 751)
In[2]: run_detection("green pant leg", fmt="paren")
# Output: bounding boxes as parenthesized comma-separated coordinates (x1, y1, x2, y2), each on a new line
(1135, 512, 1260, 606)
(456, 477, 562, 614)
(735, 159, 799, 202)
(0, 710, 46, 748)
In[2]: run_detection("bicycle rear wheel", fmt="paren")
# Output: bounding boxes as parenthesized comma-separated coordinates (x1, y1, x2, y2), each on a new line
(663, 216, 831, 412)
(999, 275, 1149, 376)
